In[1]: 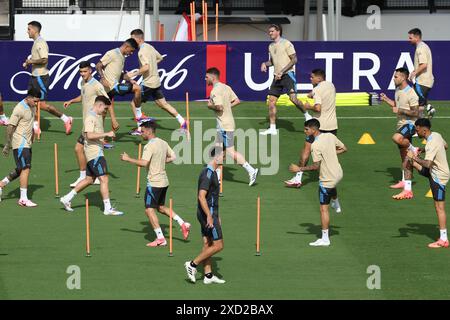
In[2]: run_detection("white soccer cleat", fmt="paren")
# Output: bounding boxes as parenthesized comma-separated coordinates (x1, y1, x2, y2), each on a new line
(0, 116, 9, 126)
(103, 208, 124, 216)
(249, 168, 259, 186)
(259, 128, 277, 136)
(93, 178, 100, 185)
(18, 199, 38, 207)
(60, 196, 74, 212)
(331, 200, 342, 213)
(203, 275, 226, 284)
(309, 238, 330, 247)
(426, 104, 436, 118)
(185, 261, 197, 283)
(284, 176, 302, 188)
(70, 177, 84, 188)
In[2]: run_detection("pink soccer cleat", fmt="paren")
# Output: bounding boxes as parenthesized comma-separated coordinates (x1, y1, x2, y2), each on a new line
(18, 199, 38, 207)
(146, 238, 167, 247)
(392, 190, 413, 200)
(390, 181, 405, 189)
(428, 239, 449, 248)
(284, 180, 302, 188)
(181, 222, 191, 240)
(64, 117, 73, 135)
(0, 117, 8, 126)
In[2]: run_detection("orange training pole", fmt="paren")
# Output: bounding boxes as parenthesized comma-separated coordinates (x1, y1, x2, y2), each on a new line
(192, 2, 197, 41)
(86, 198, 91, 257)
(202, 0, 205, 40)
(185, 92, 190, 136)
(37, 101, 41, 141)
(54, 143, 59, 197)
(169, 198, 173, 257)
(204, 1, 208, 41)
(219, 165, 223, 194)
(215, 2, 218, 41)
(136, 143, 142, 197)
(172, 20, 180, 41)
(256, 196, 261, 256)
(160, 24, 165, 41)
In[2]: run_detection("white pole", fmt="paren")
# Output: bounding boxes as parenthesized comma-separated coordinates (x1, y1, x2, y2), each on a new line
(316, 0, 323, 40)
(336, 0, 341, 40)
(139, 0, 145, 32)
(115, 0, 125, 41)
(303, 0, 310, 40)
(327, 0, 335, 40)
(154, 0, 160, 41)
(322, 14, 327, 41)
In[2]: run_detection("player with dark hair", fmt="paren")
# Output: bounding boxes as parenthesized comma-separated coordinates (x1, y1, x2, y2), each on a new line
(260, 24, 311, 135)
(60, 96, 123, 216)
(185, 147, 226, 284)
(23, 21, 73, 135)
(406, 118, 449, 248)
(0, 88, 41, 207)
(381, 67, 421, 200)
(120, 119, 191, 247)
(0, 93, 8, 126)
(289, 119, 347, 246)
(128, 29, 187, 134)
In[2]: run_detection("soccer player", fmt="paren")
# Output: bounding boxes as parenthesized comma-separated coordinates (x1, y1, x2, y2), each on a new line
(260, 24, 311, 136)
(408, 28, 436, 118)
(128, 29, 187, 133)
(406, 118, 449, 248)
(289, 119, 347, 246)
(0, 93, 9, 126)
(23, 21, 73, 135)
(185, 147, 226, 284)
(380, 67, 421, 200)
(285, 69, 338, 188)
(95, 38, 143, 128)
(0, 88, 41, 207)
(120, 120, 191, 247)
(60, 96, 123, 216)
(64, 61, 117, 187)
(205, 67, 259, 186)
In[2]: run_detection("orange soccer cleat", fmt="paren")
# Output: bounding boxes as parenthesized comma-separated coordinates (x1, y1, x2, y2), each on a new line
(428, 239, 449, 248)
(392, 190, 413, 200)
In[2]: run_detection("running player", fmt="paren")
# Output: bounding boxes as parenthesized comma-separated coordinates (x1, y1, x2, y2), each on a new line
(120, 120, 191, 247)
(128, 29, 187, 134)
(60, 96, 123, 216)
(206, 67, 258, 186)
(407, 118, 449, 248)
(23, 21, 73, 135)
(408, 28, 436, 118)
(260, 24, 311, 136)
(0, 88, 41, 207)
(64, 61, 117, 187)
(285, 69, 338, 188)
(289, 119, 347, 246)
(185, 147, 226, 284)
(95, 38, 144, 127)
(380, 67, 421, 200)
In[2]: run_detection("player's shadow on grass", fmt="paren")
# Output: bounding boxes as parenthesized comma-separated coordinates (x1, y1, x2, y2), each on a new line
(223, 166, 248, 185)
(4, 184, 44, 200)
(287, 223, 341, 237)
(374, 167, 402, 183)
(394, 223, 438, 241)
(120, 221, 188, 243)
(70, 191, 116, 211)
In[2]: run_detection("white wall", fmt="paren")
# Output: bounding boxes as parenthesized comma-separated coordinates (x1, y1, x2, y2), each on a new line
(14, 12, 450, 41)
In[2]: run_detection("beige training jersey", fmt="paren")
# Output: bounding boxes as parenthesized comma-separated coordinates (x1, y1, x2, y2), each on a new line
(312, 81, 338, 131)
(395, 85, 420, 129)
(142, 137, 175, 188)
(100, 48, 125, 89)
(9, 100, 35, 150)
(31, 37, 49, 76)
(139, 43, 163, 89)
(311, 133, 345, 188)
(210, 82, 238, 132)
(425, 132, 450, 185)
(269, 38, 296, 75)
(414, 41, 434, 88)
(81, 78, 109, 130)
(83, 111, 104, 162)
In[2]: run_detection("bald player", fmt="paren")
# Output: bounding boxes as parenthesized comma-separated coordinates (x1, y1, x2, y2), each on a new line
(64, 61, 117, 187)
(95, 38, 144, 127)
(60, 96, 123, 216)
(289, 119, 347, 246)
(0, 93, 9, 126)
(260, 24, 311, 136)
(381, 67, 421, 200)
(407, 118, 449, 248)
(285, 69, 338, 188)
(128, 29, 187, 134)
(0, 88, 41, 207)
(121, 120, 191, 247)
(23, 21, 73, 135)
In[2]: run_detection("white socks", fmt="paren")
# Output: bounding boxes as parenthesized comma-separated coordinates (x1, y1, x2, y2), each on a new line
(173, 214, 184, 226)
(402, 170, 405, 182)
(175, 114, 185, 125)
(304, 112, 312, 121)
(33, 121, 39, 130)
(408, 144, 416, 152)
(404, 180, 412, 191)
(242, 162, 255, 175)
(0, 114, 7, 120)
(20, 188, 28, 201)
(154, 227, 165, 239)
(270, 124, 276, 131)
(79, 171, 86, 179)
(65, 190, 77, 202)
(135, 107, 143, 118)
(2, 177, 10, 186)
(103, 199, 112, 211)
(216, 168, 222, 184)
(440, 229, 448, 242)
(60, 114, 69, 123)
(322, 229, 329, 242)
(295, 171, 303, 180)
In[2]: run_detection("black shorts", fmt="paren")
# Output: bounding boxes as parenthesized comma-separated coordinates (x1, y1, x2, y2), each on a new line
(28, 75, 49, 101)
(397, 123, 416, 141)
(197, 207, 223, 241)
(13, 148, 32, 170)
(77, 134, 85, 145)
(144, 185, 168, 209)
(108, 82, 134, 98)
(419, 167, 446, 201)
(319, 184, 337, 205)
(414, 83, 431, 106)
(305, 129, 337, 144)
(86, 156, 108, 177)
(268, 72, 297, 98)
(141, 85, 165, 103)
(216, 130, 234, 149)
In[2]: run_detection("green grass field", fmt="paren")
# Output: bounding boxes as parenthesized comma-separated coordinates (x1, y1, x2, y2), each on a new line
(0, 99, 449, 300)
